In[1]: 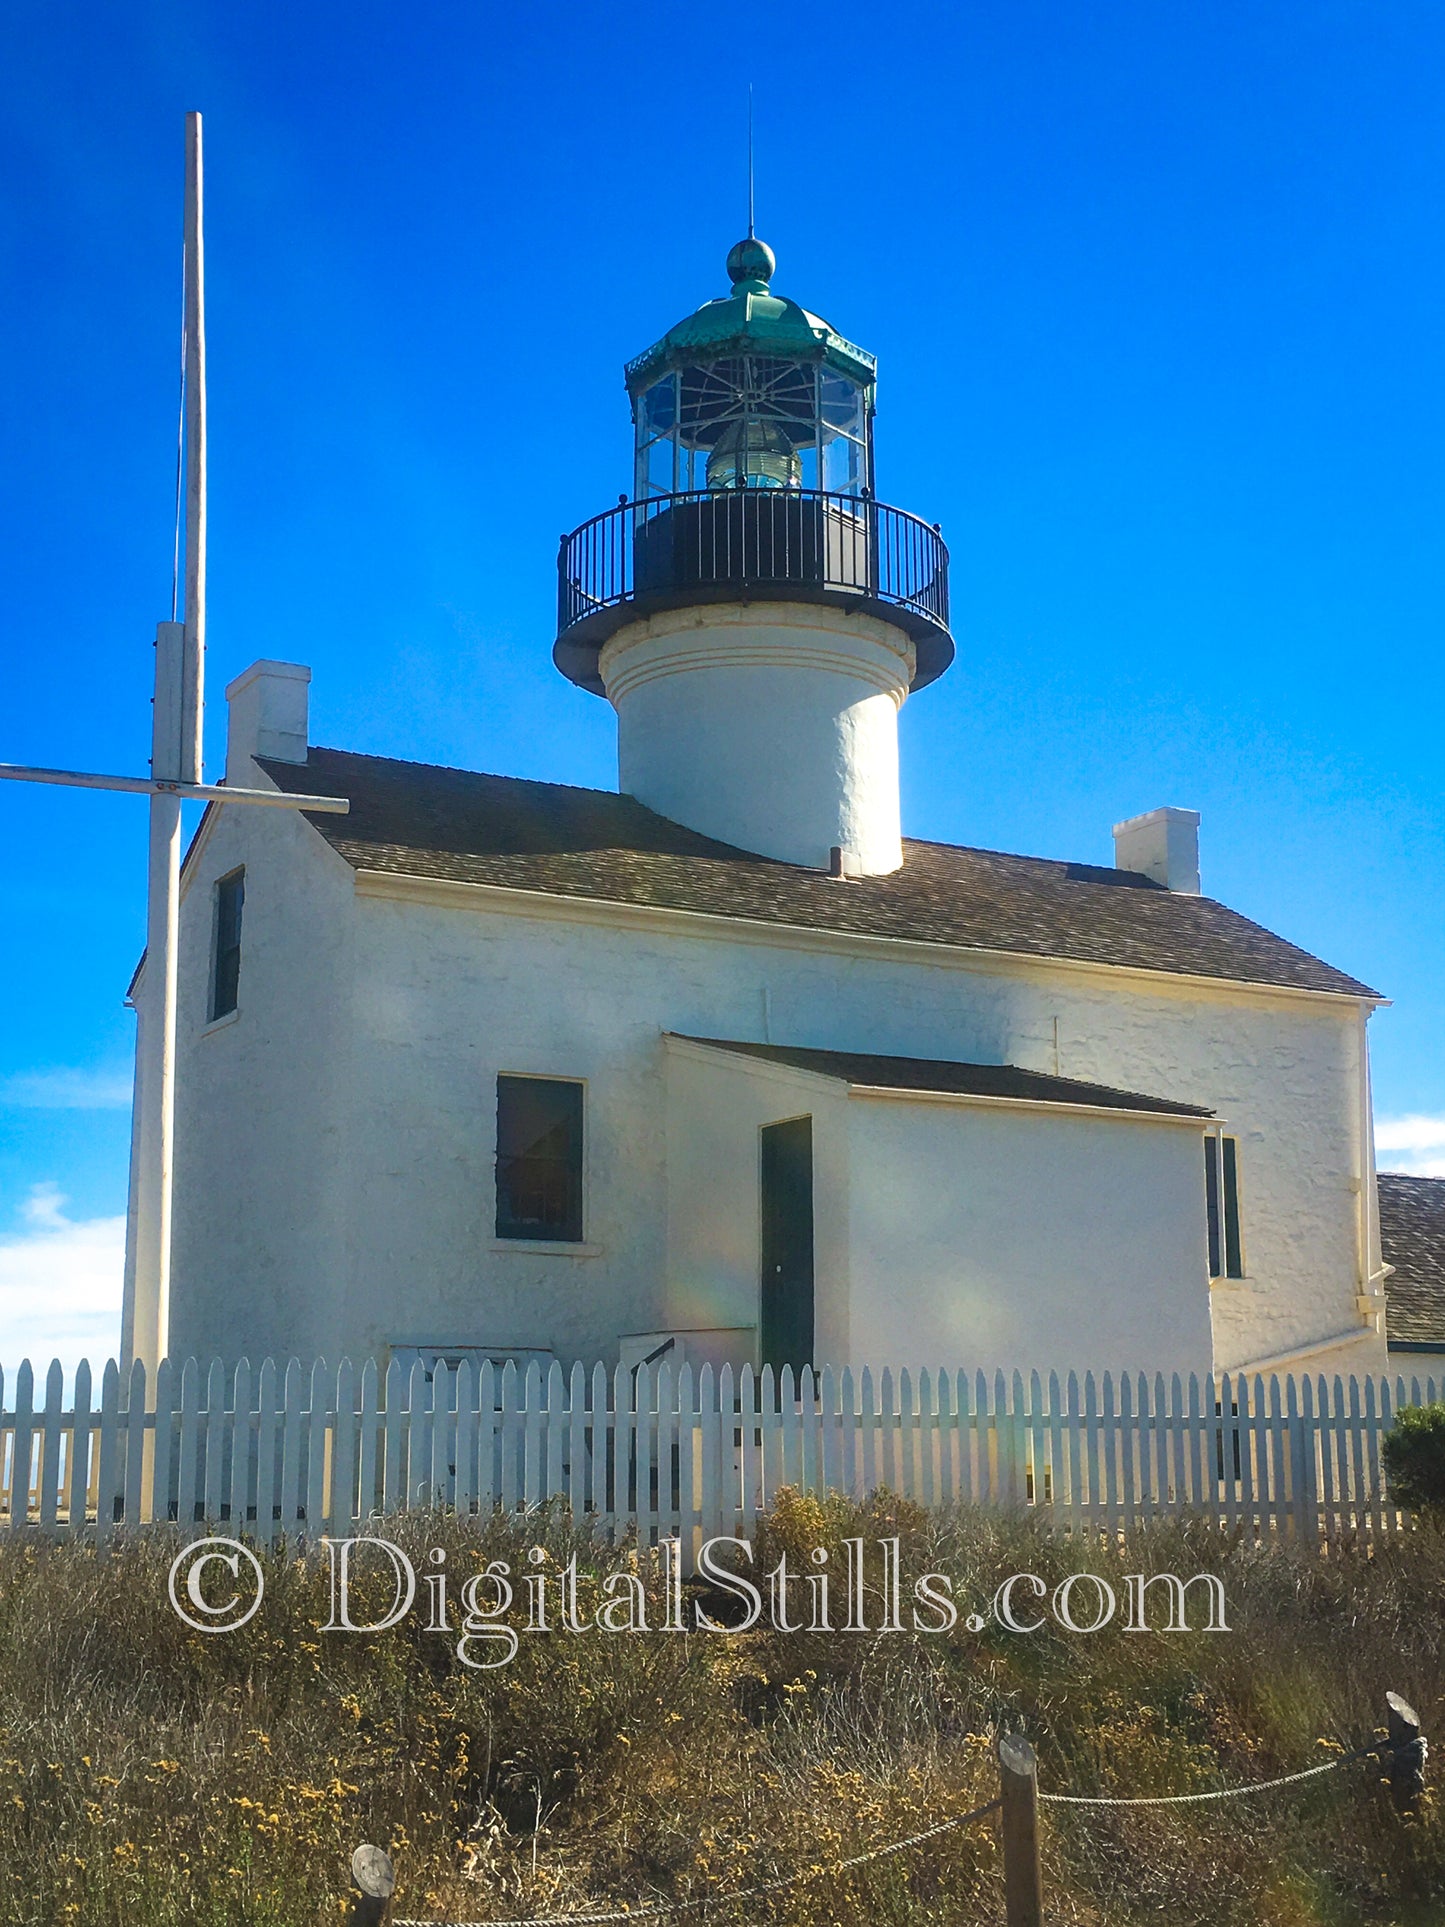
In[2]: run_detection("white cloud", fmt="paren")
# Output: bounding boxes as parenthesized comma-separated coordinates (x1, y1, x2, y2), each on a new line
(1375, 1114, 1445, 1179)
(0, 1185, 125, 1377)
(0, 1065, 132, 1110)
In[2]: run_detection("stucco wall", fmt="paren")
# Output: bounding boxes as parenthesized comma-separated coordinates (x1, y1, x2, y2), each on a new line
(844, 1094, 1215, 1375)
(664, 1040, 1216, 1375)
(157, 795, 358, 1369)
(663, 1041, 850, 1364)
(151, 812, 1386, 1379)
(601, 602, 913, 875)
(1387, 1347, 1445, 1374)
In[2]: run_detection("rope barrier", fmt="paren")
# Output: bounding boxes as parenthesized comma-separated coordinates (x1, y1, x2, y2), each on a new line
(1039, 1746, 1373, 1808)
(391, 1793, 1004, 1927)
(377, 1733, 1406, 1925)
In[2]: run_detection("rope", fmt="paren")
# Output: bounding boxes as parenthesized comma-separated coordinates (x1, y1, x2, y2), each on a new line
(392, 1794, 1003, 1927)
(391, 1743, 1381, 1923)
(1040, 1746, 1373, 1808)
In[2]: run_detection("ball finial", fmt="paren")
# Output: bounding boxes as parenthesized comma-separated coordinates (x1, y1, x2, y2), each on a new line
(726, 236, 775, 289)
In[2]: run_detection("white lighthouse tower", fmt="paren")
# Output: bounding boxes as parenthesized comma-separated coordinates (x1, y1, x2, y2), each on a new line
(554, 237, 953, 875)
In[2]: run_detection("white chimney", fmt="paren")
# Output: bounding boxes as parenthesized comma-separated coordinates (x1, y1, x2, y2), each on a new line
(225, 660, 310, 781)
(1112, 806, 1201, 894)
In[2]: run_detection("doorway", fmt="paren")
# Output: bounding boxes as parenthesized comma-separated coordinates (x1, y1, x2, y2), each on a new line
(760, 1116, 814, 1377)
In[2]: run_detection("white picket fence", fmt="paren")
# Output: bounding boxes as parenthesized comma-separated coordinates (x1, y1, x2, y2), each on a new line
(0, 1357, 1439, 1554)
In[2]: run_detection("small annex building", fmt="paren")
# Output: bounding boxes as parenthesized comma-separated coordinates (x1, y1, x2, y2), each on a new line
(1379, 1174, 1445, 1368)
(121, 238, 1392, 1388)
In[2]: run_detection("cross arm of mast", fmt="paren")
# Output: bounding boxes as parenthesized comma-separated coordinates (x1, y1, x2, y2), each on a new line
(0, 762, 349, 813)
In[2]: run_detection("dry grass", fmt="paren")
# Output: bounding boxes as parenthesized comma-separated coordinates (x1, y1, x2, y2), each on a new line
(0, 1494, 1441, 1924)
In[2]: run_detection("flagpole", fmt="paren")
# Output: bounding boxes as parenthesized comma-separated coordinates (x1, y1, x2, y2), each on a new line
(137, 632, 184, 1371)
(182, 110, 205, 789)
(134, 112, 204, 1372)
(2, 108, 345, 1380)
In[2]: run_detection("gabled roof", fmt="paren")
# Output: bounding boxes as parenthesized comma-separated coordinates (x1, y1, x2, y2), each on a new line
(1379, 1173, 1445, 1350)
(259, 747, 1379, 1001)
(671, 1036, 1213, 1119)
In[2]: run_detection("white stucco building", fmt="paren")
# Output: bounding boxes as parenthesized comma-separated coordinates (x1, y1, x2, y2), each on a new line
(121, 237, 1390, 1385)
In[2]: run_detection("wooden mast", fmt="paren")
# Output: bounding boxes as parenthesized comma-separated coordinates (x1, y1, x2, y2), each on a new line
(1, 108, 346, 1376)
(182, 110, 205, 789)
(133, 112, 205, 1370)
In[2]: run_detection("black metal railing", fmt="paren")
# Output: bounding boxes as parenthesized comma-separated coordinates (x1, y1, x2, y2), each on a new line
(557, 489, 950, 641)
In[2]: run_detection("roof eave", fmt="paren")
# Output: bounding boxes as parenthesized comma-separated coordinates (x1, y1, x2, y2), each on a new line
(345, 862, 1384, 1009)
(624, 331, 876, 399)
(845, 1083, 1218, 1127)
(665, 1033, 1214, 1122)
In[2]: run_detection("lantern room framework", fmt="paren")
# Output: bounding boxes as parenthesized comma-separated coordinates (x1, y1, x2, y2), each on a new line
(555, 238, 954, 697)
(626, 236, 877, 501)
(631, 354, 872, 498)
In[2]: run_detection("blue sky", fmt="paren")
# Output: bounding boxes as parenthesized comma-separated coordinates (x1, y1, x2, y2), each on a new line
(2, 1, 1443, 1362)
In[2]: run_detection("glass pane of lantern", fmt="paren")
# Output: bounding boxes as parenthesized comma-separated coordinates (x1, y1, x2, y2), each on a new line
(819, 370, 867, 440)
(678, 356, 819, 489)
(823, 431, 867, 497)
(819, 371, 869, 497)
(644, 436, 675, 497)
(678, 357, 815, 443)
(638, 376, 677, 438)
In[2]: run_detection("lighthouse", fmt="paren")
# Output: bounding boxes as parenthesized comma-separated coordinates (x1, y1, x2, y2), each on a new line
(554, 237, 954, 877)
(125, 212, 1386, 1392)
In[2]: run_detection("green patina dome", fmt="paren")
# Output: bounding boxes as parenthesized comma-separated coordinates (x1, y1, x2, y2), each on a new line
(624, 237, 876, 401)
(725, 235, 776, 289)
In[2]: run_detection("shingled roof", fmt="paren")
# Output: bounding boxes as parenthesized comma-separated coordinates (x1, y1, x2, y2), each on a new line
(258, 747, 1378, 999)
(672, 1037, 1213, 1118)
(1380, 1173, 1445, 1350)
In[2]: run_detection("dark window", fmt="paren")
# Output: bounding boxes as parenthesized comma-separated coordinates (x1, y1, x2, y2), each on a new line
(211, 870, 244, 1020)
(495, 1076, 584, 1242)
(760, 1115, 814, 1378)
(1204, 1133, 1243, 1279)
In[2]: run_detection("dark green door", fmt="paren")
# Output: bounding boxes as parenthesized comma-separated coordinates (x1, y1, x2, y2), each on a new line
(760, 1116, 814, 1378)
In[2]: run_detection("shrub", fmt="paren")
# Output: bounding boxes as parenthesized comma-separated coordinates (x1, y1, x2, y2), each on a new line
(1383, 1402, 1445, 1512)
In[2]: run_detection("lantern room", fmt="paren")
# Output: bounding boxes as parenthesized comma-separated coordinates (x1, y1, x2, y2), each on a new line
(551, 235, 953, 876)
(626, 237, 875, 500)
(554, 237, 954, 699)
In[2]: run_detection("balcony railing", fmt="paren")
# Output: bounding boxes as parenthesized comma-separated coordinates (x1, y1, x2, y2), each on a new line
(555, 490, 952, 691)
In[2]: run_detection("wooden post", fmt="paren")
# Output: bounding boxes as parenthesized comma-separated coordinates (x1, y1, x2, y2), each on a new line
(348, 1844, 395, 1924)
(999, 1733, 1045, 1926)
